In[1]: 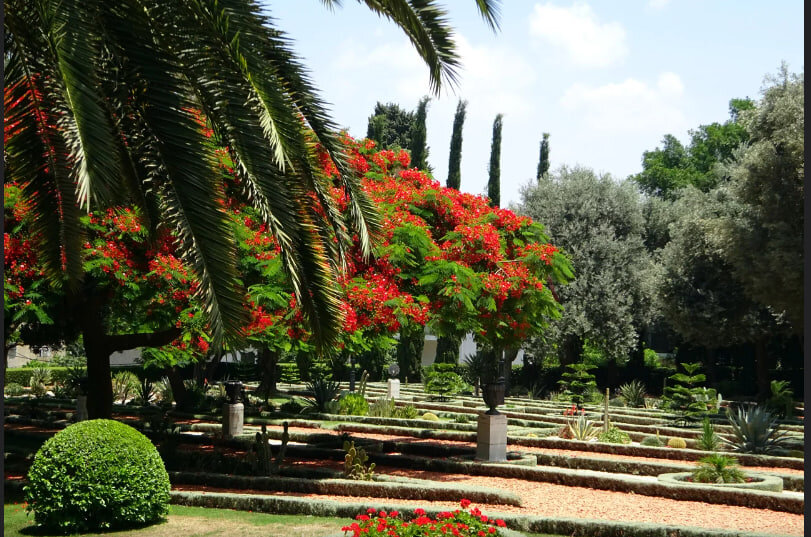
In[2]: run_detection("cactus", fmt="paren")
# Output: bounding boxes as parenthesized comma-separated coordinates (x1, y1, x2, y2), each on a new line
(343, 440, 375, 480)
(358, 370, 369, 397)
(668, 436, 687, 449)
(421, 412, 439, 421)
(248, 421, 289, 475)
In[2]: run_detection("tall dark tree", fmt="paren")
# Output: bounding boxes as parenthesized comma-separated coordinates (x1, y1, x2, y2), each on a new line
(409, 96, 431, 170)
(366, 102, 415, 149)
(446, 99, 467, 189)
(4, 0, 501, 418)
(536, 132, 550, 182)
(487, 114, 503, 207)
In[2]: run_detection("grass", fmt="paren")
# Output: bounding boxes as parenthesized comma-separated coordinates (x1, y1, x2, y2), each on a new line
(3, 504, 353, 537)
(5, 503, 566, 537)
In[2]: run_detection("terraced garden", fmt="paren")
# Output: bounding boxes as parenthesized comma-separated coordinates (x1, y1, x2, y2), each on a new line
(4, 381, 803, 537)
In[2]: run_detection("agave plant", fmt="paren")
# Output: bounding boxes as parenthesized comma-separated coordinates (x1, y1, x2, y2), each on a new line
(617, 380, 647, 408)
(305, 377, 342, 413)
(567, 414, 598, 441)
(691, 454, 746, 484)
(725, 405, 788, 455)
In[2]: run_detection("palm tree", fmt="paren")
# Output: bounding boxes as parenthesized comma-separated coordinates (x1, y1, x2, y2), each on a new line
(5, 0, 499, 417)
(5, 4, 500, 318)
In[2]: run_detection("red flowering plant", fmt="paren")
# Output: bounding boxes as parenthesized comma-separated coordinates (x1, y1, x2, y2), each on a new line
(341, 501, 508, 537)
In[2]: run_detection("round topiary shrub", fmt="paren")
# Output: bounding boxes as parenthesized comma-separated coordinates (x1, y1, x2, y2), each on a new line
(25, 419, 170, 533)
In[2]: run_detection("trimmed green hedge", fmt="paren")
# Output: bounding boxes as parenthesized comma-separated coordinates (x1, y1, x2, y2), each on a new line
(5, 367, 73, 386)
(170, 491, 785, 537)
(168, 471, 521, 506)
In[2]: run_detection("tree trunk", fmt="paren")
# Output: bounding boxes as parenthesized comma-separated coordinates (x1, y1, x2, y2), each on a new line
(85, 328, 113, 419)
(166, 366, 190, 410)
(754, 338, 773, 402)
(559, 334, 582, 367)
(702, 347, 717, 386)
(257, 347, 279, 399)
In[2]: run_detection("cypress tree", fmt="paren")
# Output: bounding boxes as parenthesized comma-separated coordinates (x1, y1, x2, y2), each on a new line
(536, 132, 550, 182)
(446, 99, 467, 189)
(487, 114, 503, 207)
(435, 335, 460, 364)
(409, 96, 431, 170)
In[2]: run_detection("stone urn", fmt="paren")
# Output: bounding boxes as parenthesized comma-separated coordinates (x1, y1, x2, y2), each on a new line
(224, 380, 243, 404)
(482, 379, 506, 414)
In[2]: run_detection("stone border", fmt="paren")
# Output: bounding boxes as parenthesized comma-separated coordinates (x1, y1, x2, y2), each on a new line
(658, 472, 783, 493)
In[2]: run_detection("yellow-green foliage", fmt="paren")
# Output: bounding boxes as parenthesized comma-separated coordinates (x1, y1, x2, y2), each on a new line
(667, 437, 687, 449)
(421, 412, 439, 421)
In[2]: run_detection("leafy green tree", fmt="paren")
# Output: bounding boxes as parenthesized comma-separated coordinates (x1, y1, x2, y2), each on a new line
(487, 114, 503, 207)
(423, 363, 468, 400)
(662, 362, 709, 425)
(409, 96, 431, 171)
(446, 99, 467, 190)
(630, 100, 752, 199)
(517, 166, 655, 368)
(716, 66, 804, 333)
(655, 187, 779, 398)
(558, 362, 597, 407)
(4, 0, 500, 353)
(536, 132, 550, 182)
(367, 102, 415, 150)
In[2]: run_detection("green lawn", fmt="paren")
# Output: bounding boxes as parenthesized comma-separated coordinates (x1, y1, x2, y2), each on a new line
(4, 504, 564, 537)
(3, 504, 353, 537)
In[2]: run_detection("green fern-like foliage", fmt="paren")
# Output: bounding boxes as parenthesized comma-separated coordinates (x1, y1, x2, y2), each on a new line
(691, 454, 746, 484)
(597, 426, 631, 444)
(663, 362, 708, 425)
(558, 362, 597, 406)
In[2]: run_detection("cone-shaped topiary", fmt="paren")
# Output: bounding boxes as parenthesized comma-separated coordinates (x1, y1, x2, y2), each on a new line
(25, 419, 170, 532)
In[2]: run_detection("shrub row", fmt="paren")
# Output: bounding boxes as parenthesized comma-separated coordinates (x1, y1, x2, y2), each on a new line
(353, 453, 802, 514)
(170, 491, 783, 537)
(531, 452, 803, 492)
(510, 435, 804, 470)
(5, 367, 73, 386)
(168, 471, 521, 506)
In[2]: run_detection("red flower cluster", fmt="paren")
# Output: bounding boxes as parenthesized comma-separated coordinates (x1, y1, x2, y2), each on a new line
(341, 501, 506, 537)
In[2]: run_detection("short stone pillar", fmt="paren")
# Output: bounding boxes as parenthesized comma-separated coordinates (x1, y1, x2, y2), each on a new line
(76, 395, 88, 422)
(223, 403, 244, 437)
(387, 379, 400, 399)
(476, 412, 507, 462)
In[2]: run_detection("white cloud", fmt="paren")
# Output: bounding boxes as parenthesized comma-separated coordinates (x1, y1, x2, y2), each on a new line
(560, 72, 687, 133)
(528, 3, 628, 68)
(647, 0, 671, 9)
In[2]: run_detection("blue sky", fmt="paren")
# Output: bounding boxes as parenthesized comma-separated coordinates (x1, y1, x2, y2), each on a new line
(270, 1, 803, 205)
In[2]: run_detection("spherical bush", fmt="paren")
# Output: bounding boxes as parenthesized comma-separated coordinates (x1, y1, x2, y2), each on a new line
(25, 419, 170, 532)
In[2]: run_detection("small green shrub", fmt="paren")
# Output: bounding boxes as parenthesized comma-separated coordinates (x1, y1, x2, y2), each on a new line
(112, 370, 139, 404)
(280, 399, 305, 414)
(691, 454, 745, 484)
(304, 377, 341, 413)
(696, 416, 720, 451)
(667, 437, 687, 449)
(597, 426, 631, 444)
(617, 380, 647, 408)
(368, 397, 396, 417)
(423, 363, 468, 399)
(557, 362, 597, 406)
(767, 380, 794, 418)
(640, 434, 666, 447)
(4, 382, 25, 396)
(662, 362, 708, 425)
(421, 412, 439, 421)
(339, 393, 369, 416)
(343, 440, 375, 480)
(393, 404, 419, 419)
(25, 419, 170, 532)
(452, 413, 472, 424)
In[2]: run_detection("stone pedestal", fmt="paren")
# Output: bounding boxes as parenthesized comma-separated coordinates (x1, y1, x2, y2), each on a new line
(387, 379, 400, 399)
(76, 395, 88, 422)
(223, 403, 244, 437)
(476, 412, 507, 462)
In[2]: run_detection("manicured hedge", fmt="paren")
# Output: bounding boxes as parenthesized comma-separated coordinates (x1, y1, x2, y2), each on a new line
(170, 491, 783, 537)
(5, 367, 73, 386)
(168, 471, 521, 506)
